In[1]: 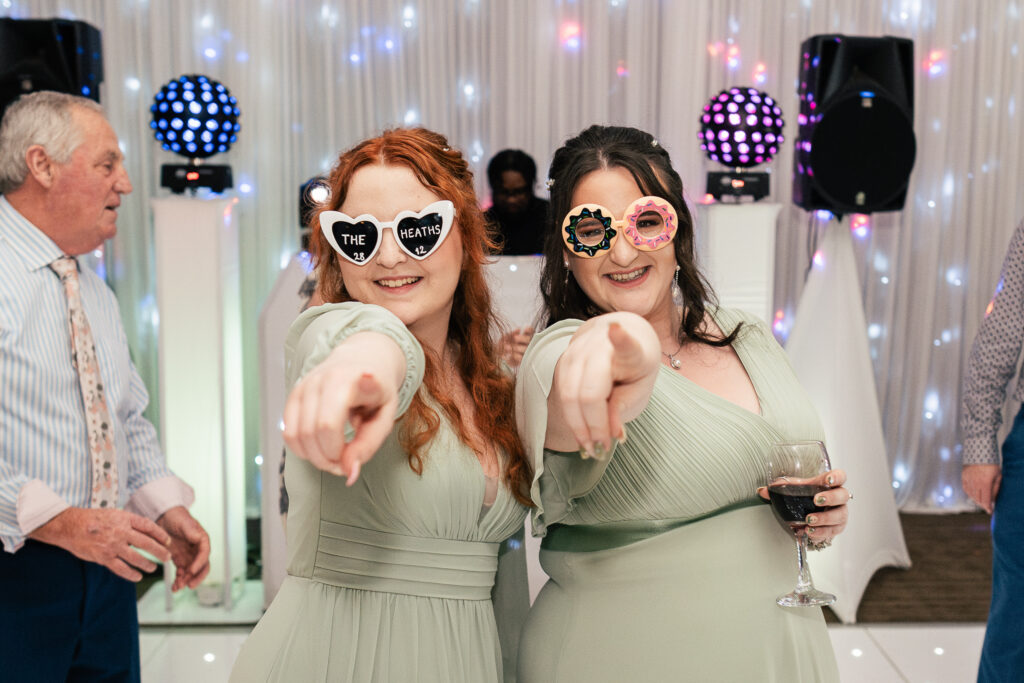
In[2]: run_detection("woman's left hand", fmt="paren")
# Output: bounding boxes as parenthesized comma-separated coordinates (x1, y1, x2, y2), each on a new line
(759, 468, 851, 547)
(804, 468, 850, 547)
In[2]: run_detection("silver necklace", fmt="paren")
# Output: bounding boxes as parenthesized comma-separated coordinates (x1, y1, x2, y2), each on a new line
(663, 344, 683, 369)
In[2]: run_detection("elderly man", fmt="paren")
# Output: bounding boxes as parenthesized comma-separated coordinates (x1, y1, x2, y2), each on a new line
(0, 91, 210, 682)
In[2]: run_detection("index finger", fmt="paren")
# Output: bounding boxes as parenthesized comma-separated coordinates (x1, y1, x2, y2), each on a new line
(190, 531, 211, 576)
(130, 514, 172, 549)
(128, 529, 171, 563)
(607, 323, 648, 381)
(825, 469, 847, 488)
(339, 376, 396, 485)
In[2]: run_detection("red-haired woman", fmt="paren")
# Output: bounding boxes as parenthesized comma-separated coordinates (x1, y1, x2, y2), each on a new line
(231, 129, 531, 682)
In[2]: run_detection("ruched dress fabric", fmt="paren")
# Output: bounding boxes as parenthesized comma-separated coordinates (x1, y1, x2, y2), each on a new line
(515, 307, 840, 683)
(230, 303, 528, 683)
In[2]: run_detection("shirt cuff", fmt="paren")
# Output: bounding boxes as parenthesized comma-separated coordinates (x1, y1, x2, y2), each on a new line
(17, 479, 71, 539)
(961, 435, 1001, 466)
(125, 475, 196, 521)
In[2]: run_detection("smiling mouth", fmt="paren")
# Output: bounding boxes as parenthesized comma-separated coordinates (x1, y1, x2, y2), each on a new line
(376, 276, 422, 288)
(607, 267, 648, 283)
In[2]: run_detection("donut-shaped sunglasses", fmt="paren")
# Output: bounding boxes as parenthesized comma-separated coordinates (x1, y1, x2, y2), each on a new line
(562, 196, 678, 258)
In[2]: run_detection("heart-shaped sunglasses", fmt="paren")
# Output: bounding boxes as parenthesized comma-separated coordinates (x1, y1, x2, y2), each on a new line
(320, 200, 455, 265)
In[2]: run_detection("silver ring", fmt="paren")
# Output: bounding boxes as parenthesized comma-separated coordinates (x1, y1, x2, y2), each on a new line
(808, 538, 833, 551)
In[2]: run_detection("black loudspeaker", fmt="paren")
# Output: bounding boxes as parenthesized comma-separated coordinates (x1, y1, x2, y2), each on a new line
(792, 34, 916, 215)
(0, 18, 104, 119)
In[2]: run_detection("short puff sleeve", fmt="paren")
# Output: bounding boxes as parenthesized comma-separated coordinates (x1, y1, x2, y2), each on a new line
(284, 302, 425, 422)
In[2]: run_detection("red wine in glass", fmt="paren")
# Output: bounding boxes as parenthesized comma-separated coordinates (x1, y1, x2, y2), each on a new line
(768, 483, 829, 532)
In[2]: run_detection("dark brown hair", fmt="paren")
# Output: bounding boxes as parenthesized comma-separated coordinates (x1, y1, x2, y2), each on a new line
(540, 124, 738, 347)
(310, 128, 532, 505)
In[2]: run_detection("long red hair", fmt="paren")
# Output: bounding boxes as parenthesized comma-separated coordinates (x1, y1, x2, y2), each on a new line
(310, 128, 532, 505)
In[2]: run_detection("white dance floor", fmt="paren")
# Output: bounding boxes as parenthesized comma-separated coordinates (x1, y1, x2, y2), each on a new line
(138, 622, 985, 682)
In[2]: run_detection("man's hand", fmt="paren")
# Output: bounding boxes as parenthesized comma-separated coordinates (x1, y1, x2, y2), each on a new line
(962, 464, 1002, 514)
(29, 507, 171, 582)
(157, 506, 211, 591)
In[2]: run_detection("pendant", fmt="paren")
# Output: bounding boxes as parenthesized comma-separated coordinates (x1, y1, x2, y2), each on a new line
(670, 356, 681, 369)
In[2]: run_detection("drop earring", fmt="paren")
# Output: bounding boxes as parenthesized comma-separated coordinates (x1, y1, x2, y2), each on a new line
(563, 259, 571, 288)
(671, 264, 683, 309)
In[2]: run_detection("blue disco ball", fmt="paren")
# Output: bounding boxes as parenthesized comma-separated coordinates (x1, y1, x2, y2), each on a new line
(149, 74, 241, 160)
(698, 87, 784, 168)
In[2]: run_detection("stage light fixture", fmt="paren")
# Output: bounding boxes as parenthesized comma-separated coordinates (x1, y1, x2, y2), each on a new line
(150, 74, 240, 194)
(698, 86, 785, 201)
(299, 175, 331, 251)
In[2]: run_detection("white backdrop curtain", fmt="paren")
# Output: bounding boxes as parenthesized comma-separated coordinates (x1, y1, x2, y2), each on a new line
(4, 0, 1023, 512)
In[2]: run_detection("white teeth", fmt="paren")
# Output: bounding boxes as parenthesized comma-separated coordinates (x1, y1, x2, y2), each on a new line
(378, 277, 420, 288)
(608, 268, 646, 282)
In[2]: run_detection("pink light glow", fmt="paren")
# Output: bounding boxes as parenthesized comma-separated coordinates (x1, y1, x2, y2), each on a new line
(561, 22, 581, 50)
(726, 45, 741, 70)
(753, 62, 767, 84)
(851, 213, 871, 239)
(924, 49, 946, 76)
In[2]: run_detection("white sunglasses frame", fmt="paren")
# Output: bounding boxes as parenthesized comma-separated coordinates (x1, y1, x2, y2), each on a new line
(319, 200, 456, 265)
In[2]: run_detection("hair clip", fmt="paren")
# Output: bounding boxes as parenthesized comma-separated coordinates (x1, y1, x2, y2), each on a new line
(651, 138, 660, 147)
(442, 146, 450, 152)
(545, 178, 555, 189)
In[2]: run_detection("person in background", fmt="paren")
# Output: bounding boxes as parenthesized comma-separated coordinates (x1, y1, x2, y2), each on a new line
(0, 91, 209, 682)
(514, 125, 849, 682)
(230, 128, 530, 682)
(961, 218, 1024, 683)
(486, 149, 548, 368)
(485, 148, 549, 257)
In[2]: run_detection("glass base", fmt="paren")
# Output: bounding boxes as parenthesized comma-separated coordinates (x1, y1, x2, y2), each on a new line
(776, 588, 836, 607)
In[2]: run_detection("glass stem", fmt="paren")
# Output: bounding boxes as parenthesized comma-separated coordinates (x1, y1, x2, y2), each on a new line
(794, 534, 815, 594)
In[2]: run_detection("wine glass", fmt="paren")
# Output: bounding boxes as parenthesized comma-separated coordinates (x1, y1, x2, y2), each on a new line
(766, 440, 837, 607)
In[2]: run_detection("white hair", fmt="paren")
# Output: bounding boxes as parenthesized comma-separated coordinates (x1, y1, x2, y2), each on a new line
(0, 91, 104, 194)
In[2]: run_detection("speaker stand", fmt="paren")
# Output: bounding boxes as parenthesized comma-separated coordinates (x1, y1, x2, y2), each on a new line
(784, 216, 911, 623)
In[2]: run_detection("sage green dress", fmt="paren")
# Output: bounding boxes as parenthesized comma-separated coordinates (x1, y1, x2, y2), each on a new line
(231, 303, 529, 683)
(515, 308, 840, 683)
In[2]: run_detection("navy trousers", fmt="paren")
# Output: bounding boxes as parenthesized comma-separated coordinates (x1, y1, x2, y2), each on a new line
(979, 405, 1024, 683)
(0, 540, 140, 682)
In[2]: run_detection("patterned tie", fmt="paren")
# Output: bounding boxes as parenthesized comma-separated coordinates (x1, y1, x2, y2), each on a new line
(49, 256, 118, 508)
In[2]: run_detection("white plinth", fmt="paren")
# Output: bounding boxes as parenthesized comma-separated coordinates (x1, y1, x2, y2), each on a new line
(152, 196, 247, 613)
(137, 579, 263, 626)
(695, 202, 781, 323)
(784, 219, 911, 623)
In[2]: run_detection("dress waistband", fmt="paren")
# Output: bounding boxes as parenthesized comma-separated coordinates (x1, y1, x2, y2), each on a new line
(312, 520, 500, 600)
(541, 499, 764, 553)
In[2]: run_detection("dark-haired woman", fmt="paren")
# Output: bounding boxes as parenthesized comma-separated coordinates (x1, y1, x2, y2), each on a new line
(515, 125, 848, 682)
(231, 129, 530, 682)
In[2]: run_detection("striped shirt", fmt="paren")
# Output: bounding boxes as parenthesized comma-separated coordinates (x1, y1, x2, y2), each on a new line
(0, 196, 192, 552)
(961, 219, 1024, 465)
